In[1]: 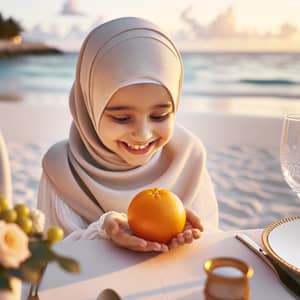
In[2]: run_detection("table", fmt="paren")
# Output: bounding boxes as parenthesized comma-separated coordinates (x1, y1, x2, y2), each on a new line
(23, 229, 296, 300)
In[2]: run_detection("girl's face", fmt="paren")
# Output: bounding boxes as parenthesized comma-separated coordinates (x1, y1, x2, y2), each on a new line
(99, 83, 175, 167)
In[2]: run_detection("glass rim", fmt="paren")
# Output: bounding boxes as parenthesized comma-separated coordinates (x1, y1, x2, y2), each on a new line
(284, 113, 300, 121)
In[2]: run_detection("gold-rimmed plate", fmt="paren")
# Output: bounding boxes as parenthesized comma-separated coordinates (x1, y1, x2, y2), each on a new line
(262, 216, 300, 275)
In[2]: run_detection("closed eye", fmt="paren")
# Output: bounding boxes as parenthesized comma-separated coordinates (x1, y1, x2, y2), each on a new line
(110, 116, 131, 123)
(150, 113, 171, 121)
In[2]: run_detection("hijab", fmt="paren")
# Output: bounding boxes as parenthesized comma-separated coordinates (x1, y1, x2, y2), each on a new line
(42, 17, 207, 223)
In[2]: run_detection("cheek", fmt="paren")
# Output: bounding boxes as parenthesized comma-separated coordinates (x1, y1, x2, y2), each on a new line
(98, 119, 128, 143)
(155, 119, 175, 139)
(98, 119, 115, 145)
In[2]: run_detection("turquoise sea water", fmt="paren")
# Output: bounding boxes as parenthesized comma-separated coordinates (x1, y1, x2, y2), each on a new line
(1, 52, 300, 101)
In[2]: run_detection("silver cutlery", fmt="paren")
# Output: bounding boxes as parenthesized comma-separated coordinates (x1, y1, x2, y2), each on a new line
(235, 233, 300, 299)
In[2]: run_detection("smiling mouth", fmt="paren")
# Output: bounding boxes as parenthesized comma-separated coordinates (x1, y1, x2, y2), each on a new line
(119, 140, 157, 155)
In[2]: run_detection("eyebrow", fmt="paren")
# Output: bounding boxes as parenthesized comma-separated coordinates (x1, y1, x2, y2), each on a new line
(105, 102, 173, 111)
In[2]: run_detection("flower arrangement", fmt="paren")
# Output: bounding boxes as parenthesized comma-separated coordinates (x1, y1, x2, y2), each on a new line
(0, 195, 80, 293)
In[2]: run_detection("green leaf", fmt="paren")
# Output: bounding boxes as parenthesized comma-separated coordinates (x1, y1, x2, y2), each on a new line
(18, 265, 41, 284)
(0, 264, 5, 275)
(30, 233, 44, 240)
(55, 256, 80, 274)
(26, 241, 55, 267)
(5, 269, 23, 280)
(16, 241, 54, 284)
(22, 258, 45, 273)
(0, 275, 11, 290)
(7, 267, 40, 284)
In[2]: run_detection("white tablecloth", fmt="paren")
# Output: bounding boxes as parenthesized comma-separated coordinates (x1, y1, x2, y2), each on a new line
(22, 229, 296, 300)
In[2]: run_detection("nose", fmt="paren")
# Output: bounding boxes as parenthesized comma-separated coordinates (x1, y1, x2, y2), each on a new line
(132, 120, 152, 140)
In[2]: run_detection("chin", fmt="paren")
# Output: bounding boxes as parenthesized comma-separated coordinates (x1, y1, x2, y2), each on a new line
(125, 155, 153, 168)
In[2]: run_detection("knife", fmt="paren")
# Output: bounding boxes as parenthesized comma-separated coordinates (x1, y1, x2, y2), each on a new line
(235, 233, 300, 299)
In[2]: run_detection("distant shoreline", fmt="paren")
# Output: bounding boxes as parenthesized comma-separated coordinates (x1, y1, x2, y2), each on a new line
(181, 50, 300, 55)
(62, 50, 300, 55)
(0, 39, 63, 58)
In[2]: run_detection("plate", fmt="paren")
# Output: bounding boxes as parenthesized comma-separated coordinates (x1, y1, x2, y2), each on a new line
(262, 216, 300, 274)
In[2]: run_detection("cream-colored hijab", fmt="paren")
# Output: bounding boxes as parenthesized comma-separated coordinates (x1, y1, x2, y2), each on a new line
(43, 17, 207, 223)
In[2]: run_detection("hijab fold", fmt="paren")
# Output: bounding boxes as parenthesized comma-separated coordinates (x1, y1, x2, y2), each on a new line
(42, 17, 207, 223)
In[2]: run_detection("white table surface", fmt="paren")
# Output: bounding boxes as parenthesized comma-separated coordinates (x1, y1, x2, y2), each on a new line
(22, 229, 297, 300)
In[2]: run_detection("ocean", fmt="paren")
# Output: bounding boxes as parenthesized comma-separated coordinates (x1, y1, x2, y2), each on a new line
(1, 52, 300, 230)
(1, 52, 300, 103)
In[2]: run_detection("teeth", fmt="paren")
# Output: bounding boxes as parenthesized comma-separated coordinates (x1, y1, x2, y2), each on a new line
(126, 142, 150, 150)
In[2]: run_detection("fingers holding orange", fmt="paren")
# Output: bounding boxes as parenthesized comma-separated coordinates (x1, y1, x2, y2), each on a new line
(185, 209, 203, 231)
(103, 212, 168, 252)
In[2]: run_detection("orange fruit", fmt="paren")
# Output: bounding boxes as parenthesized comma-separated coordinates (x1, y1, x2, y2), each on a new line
(128, 188, 186, 243)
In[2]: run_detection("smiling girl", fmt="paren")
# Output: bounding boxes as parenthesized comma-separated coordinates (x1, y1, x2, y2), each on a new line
(100, 83, 174, 167)
(37, 17, 219, 252)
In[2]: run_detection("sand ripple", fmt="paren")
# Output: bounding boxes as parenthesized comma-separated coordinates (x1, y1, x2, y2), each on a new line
(206, 145, 300, 229)
(6, 142, 300, 230)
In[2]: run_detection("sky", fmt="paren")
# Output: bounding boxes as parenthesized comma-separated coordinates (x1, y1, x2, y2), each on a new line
(1, 0, 300, 52)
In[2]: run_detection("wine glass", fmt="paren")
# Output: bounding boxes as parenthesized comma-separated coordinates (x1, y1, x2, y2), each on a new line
(280, 114, 300, 199)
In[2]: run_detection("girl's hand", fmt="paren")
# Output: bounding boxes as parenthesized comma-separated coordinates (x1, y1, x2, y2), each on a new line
(168, 208, 203, 249)
(103, 212, 168, 253)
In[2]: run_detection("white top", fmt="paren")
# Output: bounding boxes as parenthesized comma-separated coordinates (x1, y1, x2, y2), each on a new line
(37, 168, 219, 241)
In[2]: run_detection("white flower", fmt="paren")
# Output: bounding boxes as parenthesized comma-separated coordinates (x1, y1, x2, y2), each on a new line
(30, 208, 45, 233)
(0, 222, 30, 268)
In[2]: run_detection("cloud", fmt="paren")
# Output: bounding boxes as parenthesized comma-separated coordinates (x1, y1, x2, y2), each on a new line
(208, 6, 239, 38)
(62, 24, 87, 49)
(60, 0, 85, 16)
(180, 6, 240, 39)
(23, 24, 61, 42)
(180, 5, 299, 39)
(23, 7, 300, 53)
(278, 23, 299, 37)
(23, 16, 105, 51)
(180, 6, 206, 38)
(174, 5, 300, 51)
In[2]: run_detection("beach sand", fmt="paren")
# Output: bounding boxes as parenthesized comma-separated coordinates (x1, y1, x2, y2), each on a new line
(0, 99, 299, 230)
